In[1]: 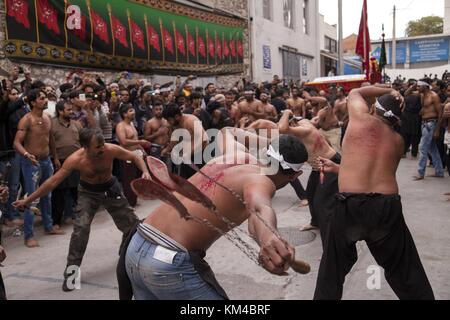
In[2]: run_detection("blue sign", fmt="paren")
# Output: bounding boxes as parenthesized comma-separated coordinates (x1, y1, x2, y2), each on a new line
(371, 47, 381, 60)
(263, 45, 271, 70)
(410, 38, 449, 63)
(389, 42, 407, 64)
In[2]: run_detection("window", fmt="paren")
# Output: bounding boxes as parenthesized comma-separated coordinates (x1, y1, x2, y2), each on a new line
(282, 50, 301, 81)
(325, 37, 337, 53)
(263, 0, 272, 21)
(303, 0, 309, 34)
(283, 0, 294, 29)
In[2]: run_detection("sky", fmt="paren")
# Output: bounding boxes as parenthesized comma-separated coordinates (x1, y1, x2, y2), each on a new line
(319, 0, 445, 40)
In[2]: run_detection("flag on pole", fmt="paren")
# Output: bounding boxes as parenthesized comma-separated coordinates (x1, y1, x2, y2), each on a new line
(148, 24, 160, 53)
(111, 15, 128, 48)
(176, 29, 186, 55)
(186, 29, 196, 57)
(91, 9, 109, 44)
(356, 0, 371, 80)
(37, 0, 60, 34)
(162, 27, 174, 55)
(198, 34, 206, 58)
(130, 20, 145, 50)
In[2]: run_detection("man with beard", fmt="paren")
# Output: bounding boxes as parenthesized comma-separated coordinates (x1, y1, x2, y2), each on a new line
(287, 88, 306, 118)
(116, 104, 151, 207)
(224, 91, 240, 126)
(144, 101, 170, 166)
(238, 88, 265, 124)
(162, 104, 209, 179)
(314, 86, 434, 300)
(414, 79, 444, 180)
(260, 92, 278, 122)
(14, 89, 64, 248)
(14, 128, 150, 292)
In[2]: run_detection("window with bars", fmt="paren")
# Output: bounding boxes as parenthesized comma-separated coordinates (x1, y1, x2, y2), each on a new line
(283, 0, 295, 29)
(282, 50, 301, 81)
(263, 0, 272, 21)
(303, 0, 309, 34)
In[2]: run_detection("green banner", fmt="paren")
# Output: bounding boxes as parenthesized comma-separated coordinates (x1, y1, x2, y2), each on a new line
(4, 0, 245, 75)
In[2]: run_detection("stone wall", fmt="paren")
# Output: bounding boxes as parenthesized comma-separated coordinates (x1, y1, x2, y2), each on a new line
(0, 0, 248, 88)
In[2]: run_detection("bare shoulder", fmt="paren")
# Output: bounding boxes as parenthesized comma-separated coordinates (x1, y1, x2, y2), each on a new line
(64, 149, 85, 169)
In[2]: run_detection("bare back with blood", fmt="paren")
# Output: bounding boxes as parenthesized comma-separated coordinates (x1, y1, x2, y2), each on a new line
(144, 165, 264, 252)
(296, 120, 336, 166)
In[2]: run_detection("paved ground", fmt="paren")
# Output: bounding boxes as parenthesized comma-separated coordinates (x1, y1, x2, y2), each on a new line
(1, 156, 449, 300)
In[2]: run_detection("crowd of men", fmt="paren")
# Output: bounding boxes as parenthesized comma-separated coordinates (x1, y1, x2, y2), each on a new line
(0, 64, 448, 300)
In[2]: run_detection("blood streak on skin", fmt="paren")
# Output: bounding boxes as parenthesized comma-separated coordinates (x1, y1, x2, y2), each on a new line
(199, 171, 225, 194)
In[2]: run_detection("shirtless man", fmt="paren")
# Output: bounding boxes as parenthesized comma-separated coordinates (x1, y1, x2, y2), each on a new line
(287, 88, 306, 118)
(260, 92, 278, 122)
(414, 79, 444, 180)
(144, 101, 170, 159)
(314, 85, 434, 300)
(334, 87, 348, 145)
(317, 98, 342, 153)
(14, 128, 149, 292)
(123, 133, 309, 300)
(238, 89, 265, 123)
(224, 91, 240, 126)
(14, 89, 64, 248)
(162, 104, 209, 179)
(279, 109, 340, 238)
(116, 104, 151, 207)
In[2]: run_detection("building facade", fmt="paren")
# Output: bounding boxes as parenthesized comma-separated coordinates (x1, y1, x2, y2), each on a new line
(248, 0, 320, 83)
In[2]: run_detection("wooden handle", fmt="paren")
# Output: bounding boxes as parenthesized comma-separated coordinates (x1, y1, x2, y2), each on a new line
(290, 258, 311, 275)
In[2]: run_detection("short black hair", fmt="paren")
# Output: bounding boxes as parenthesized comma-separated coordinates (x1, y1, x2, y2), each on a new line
(376, 94, 403, 132)
(153, 99, 163, 107)
(31, 80, 46, 90)
(119, 103, 133, 119)
(272, 135, 308, 176)
(162, 103, 182, 119)
(190, 92, 202, 101)
(27, 89, 45, 108)
(55, 100, 70, 117)
(59, 83, 73, 93)
(79, 128, 104, 148)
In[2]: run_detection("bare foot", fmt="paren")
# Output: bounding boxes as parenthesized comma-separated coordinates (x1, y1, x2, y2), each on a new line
(25, 239, 39, 248)
(413, 176, 424, 181)
(4, 219, 24, 227)
(298, 199, 309, 207)
(45, 227, 65, 235)
(301, 224, 319, 231)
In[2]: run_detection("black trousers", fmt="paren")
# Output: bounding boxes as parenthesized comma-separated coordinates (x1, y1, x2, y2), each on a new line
(314, 193, 434, 300)
(290, 178, 307, 200)
(306, 153, 341, 232)
(403, 133, 420, 157)
(0, 271, 6, 300)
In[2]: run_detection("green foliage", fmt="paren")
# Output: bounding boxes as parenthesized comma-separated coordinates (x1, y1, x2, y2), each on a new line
(405, 16, 443, 37)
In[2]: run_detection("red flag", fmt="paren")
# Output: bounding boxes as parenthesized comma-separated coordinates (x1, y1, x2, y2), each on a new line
(186, 29, 196, 57)
(223, 36, 230, 58)
(130, 20, 145, 50)
(198, 35, 206, 58)
(356, 0, 371, 80)
(162, 28, 174, 55)
(216, 33, 222, 60)
(111, 15, 128, 48)
(237, 40, 243, 58)
(6, 0, 30, 29)
(207, 32, 215, 58)
(37, 0, 60, 34)
(176, 30, 186, 55)
(230, 39, 236, 57)
(90, 9, 109, 44)
(148, 25, 160, 53)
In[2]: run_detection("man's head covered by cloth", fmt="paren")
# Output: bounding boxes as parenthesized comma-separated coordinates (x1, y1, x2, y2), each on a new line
(371, 93, 403, 133)
(266, 135, 308, 189)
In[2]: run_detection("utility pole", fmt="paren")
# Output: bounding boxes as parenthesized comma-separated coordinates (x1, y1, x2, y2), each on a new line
(392, 5, 397, 69)
(338, 0, 344, 75)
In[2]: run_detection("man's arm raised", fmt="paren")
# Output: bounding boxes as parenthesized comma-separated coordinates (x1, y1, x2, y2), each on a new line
(347, 86, 397, 119)
(278, 109, 310, 138)
(245, 178, 294, 275)
(109, 144, 151, 180)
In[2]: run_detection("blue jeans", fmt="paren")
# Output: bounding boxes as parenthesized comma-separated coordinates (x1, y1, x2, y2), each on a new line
(418, 121, 444, 177)
(0, 154, 22, 221)
(21, 156, 54, 240)
(125, 232, 224, 300)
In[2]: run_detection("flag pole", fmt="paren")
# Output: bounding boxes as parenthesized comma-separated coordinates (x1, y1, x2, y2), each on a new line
(206, 28, 209, 65)
(86, 0, 94, 53)
(338, 0, 343, 75)
(185, 24, 189, 65)
(159, 18, 165, 63)
(127, 9, 134, 58)
(34, 0, 40, 44)
(173, 21, 178, 64)
(107, 4, 115, 57)
(196, 26, 199, 65)
(144, 14, 150, 62)
(64, 0, 69, 49)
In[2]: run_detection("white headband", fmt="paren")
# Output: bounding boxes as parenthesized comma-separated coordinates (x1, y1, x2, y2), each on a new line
(417, 81, 431, 88)
(375, 100, 396, 118)
(267, 145, 304, 172)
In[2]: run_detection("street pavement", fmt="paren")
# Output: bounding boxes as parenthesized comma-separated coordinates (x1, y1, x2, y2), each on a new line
(1, 156, 449, 300)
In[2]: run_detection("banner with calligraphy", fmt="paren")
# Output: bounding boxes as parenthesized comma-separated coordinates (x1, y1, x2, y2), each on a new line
(4, 0, 245, 75)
